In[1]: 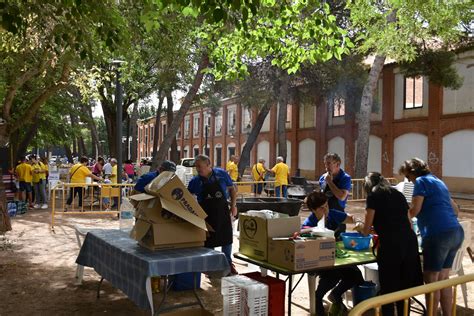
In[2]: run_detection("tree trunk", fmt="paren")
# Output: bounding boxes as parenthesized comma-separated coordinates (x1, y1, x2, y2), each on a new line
(103, 112, 116, 159)
(152, 54, 209, 169)
(15, 118, 40, 160)
(238, 102, 273, 176)
(354, 55, 386, 178)
(354, 12, 395, 178)
(81, 103, 101, 158)
(166, 91, 179, 163)
(64, 144, 73, 163)
(151, 94, 164, 163)
(0, 168, 12, 233)
(78, 136, 87, 157)
(130, 101, 139, 162)
(277, 71, 289, 161)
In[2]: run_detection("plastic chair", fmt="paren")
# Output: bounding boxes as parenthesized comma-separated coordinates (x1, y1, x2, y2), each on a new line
(450, 220, 471, 308)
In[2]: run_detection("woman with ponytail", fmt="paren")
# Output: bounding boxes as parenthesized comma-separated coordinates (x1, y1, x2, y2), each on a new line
(360, 172, 423, 315)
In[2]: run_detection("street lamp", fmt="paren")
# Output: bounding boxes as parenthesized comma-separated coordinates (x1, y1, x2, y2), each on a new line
(111, 59, 125, 184)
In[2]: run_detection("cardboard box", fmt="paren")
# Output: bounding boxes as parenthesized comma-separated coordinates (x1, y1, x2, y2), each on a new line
(268, 237, 336, 271)
(161, 308, 213, 316)
(130, 171, 207, 250)
(239, 213, 300, 261)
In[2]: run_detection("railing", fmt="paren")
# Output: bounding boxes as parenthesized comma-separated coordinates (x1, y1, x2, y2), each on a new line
(233, 180, 277, 196)
(349, 273, 474, 316)
(349, 177, 398, 201)
(50, 182, 135, 231)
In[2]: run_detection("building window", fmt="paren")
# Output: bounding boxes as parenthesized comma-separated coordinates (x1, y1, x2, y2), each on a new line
(145, 126, 148, 147)
(203, 112, 211, 136)
(215, 146, 222, 167)
(150, 126, 154, 142)
(227, 107, 236, 135)
(193, 146, 200, 157)
(162, 124, 167, 139)
(184, 116, 190, 139)
(333, 98, 346, 117)
(215, 110, 223, 136)
(286, 104, 292, 128)
(176, 127, 181, 139)
(242, 107, 252, 133)
(404, 76, 424, 109)
(193, 114, 200, 138)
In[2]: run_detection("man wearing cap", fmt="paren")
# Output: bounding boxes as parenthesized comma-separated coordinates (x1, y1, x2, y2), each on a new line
(188, 154, 238, 275)
(133, 160, 177, 193)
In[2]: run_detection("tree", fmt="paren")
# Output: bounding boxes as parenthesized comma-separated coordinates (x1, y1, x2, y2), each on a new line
(348, 0, 471, 178)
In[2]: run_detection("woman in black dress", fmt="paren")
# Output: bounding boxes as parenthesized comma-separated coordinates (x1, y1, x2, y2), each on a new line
(360, 172, 423, 315)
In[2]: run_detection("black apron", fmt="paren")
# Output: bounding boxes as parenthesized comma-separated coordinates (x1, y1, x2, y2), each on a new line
(322, 171, 346, 237)
(199, 172, 233, 248)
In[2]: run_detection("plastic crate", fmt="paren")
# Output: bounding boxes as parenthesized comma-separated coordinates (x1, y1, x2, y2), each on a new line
(171, 272, 201, 291)
(243, 273, 285, 316)
(222, 275, 269, 316)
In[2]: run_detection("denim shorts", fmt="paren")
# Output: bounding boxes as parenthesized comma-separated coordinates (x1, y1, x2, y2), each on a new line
(19, 181, 32, 193)
(422, 226, 464, 272)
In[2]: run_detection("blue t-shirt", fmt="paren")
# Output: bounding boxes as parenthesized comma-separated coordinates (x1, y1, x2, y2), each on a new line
(319, 169, 352, 210)
(413, 173, 460, 237)
(134, 171, 159, 193)
(187, 168, 234, 203)
(302, 209, 348, 231)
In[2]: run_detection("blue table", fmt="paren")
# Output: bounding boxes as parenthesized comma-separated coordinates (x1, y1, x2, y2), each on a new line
(76, 229, 230, 314)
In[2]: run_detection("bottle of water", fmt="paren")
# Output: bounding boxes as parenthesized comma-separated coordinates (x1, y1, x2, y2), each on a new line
(412, 217, 422, 246)
(120, 209, 135, 232)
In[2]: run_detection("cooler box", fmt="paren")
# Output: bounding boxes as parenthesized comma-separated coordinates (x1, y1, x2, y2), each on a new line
(171, 272, 201, 291)
(244, 272, 285, 316)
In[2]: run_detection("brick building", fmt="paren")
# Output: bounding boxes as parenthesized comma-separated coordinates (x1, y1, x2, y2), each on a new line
(138, 49, 474, 193)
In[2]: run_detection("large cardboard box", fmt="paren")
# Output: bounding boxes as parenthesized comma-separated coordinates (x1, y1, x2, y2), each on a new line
(239, 213, 300, 261)
(130, 171, 207, 250)
(268, 237, 336, 271)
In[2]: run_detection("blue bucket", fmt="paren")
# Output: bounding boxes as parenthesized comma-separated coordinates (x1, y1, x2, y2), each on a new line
(341, 232, 372, 250)
(352, 281, 377, 305)
(171, 272, 201, 291)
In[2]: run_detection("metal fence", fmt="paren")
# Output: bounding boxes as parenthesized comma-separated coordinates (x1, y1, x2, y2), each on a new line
(349, 273, 474, 316)
(349, 177, 398, 201)
(50, 182, 135, 231)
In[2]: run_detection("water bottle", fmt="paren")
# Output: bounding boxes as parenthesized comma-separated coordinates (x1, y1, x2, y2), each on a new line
(412, 217, 422, 246)
(119, 209, 135, 232)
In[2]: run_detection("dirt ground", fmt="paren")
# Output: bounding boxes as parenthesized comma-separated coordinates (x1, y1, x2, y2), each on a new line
(1, 199, 474, 316)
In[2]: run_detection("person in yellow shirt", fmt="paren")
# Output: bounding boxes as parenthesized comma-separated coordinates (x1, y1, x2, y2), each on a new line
(15, 156, 33, 207)
(269, 156, 290, 198)
(66, 156, 102, 210)
(31, 155, 48, 209)
(226, 155, 239, 182)
(251, 158, 268, 196)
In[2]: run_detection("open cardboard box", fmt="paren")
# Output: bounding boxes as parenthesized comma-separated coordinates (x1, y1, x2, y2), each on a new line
(238, 212, 301, 261)
(130, 171, 208, 250)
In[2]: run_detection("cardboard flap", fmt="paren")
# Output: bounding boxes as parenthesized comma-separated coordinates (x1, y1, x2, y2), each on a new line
(130, 219, 151, 240)
(144, 171, 175, 196)
(160, 198, 208, 231)
(130, 193, 155, 202)
(267, 216, 301, 238)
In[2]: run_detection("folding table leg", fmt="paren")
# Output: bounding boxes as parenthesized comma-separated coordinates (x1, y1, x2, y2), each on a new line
(97, 277, 104, 298)
(308, 274, 316, 315)
(288, 275, 293, 316)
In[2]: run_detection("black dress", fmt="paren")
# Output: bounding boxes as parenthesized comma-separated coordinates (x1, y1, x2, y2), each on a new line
(367, 188, 423, 315)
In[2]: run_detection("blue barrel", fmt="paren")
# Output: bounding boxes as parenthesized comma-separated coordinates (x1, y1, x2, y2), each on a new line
(352, 281, 377, 305)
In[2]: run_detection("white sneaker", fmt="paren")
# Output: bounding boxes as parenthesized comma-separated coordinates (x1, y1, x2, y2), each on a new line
(34, 204, 40, 209)
(41, 204, 48, 209)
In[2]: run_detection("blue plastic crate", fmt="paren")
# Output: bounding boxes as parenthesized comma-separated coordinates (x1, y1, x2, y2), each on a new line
(171, 272, 201, 291)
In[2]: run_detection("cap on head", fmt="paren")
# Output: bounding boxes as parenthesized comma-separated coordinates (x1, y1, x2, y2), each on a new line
(160, 160, 176, 172)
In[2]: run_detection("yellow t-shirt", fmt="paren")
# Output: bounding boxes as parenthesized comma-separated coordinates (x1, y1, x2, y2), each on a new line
(252, 163, 266, 182)
(31, 163, 44, 183)
(271, 162, 289, 186)
(16, 163, 32, 183)
(111, 165, 118, 184)
(69, 163, 90, 184)
(226, 161, 238, 181)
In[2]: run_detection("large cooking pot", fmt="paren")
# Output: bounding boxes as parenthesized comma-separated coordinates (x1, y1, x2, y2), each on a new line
(236, 197, 303, 216)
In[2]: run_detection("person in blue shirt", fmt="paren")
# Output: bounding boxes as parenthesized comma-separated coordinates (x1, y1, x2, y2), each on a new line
(302, 191, 364, 315)
(399, 158, 463, 316)
(319, 153, 352, 237)
(188, 154, 238, 275)
(133, 160, 177, 193)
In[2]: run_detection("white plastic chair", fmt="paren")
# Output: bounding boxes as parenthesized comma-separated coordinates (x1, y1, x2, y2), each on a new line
(450, 220, 471, 308)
